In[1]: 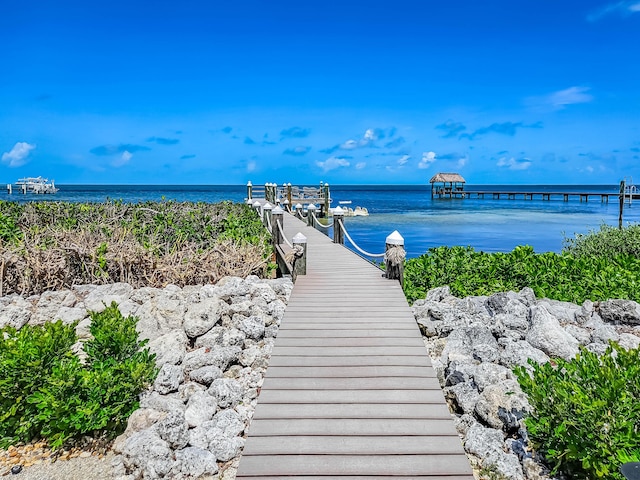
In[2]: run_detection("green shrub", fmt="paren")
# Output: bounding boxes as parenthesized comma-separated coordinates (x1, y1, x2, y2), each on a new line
(514, 342, 640, 480)
(0, 304, 157, 449)
(0, 321, 77, 445)
(563, 223, 640, 260)
(403, 245, 640, 304)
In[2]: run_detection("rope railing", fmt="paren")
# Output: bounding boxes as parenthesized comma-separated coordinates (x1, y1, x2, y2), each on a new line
(265, 212, 272, 231)
(338, 219, 386, 258)
(311, 212, 331, 229)
(277, 218, 294, 249)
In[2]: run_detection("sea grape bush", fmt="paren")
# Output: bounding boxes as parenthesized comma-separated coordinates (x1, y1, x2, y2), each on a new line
(0, 303, 157, 448)
(514, 342, 640, 480)
(403, 245, 640, 304)
(563, 223, 640, 260)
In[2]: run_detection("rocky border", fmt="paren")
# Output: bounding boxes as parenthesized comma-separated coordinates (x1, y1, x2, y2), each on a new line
(0, 275, 293, 480)
(412, 286, 640, 480)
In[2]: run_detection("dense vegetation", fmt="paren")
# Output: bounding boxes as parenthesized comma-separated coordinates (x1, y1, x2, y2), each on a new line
(0, 303, 157, 448)
(515, 343, 640, 480)
(404, 224, 640, 479)
(403, 224, 640, 304)
(0, 200, 272, 296)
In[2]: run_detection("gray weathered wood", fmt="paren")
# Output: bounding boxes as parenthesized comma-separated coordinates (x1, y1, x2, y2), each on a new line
(237, 203, 473, 478)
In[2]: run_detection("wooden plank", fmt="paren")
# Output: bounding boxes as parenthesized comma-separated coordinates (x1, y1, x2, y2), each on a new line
(267, 355, 436, 368)
(238, 476, 475, 480)
(276, 328, 418, 337)
(241, 435, 466, 455)
(274, 337, 426, 347)
(257, 389, 447, 404)
(270, 346, 428, 356)
(264, 365, 435, 375)
(237, 454, 474, 476)
(247, 418, 460, 436)
(261, 376, 443, 390)
(252, 403, 453, 420)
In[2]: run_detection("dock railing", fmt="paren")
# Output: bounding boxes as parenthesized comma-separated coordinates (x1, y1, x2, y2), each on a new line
(251, 198, 405, 286)
(290, 203, 406, 286)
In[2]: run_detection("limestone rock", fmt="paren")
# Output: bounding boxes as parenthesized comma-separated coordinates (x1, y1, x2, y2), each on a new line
(154, 363, 184, 394)
(526, 305, 579, 360)
(172, 447, 219, 478)
(184, 391, 218, 427)
(147, 329, 188, 366)
(598, 299, 640, 325)
(121, 428, 174, 479)
(155, 410, 190, 449)
(208, 378, 243, 408)
(183, 297, 222, 338)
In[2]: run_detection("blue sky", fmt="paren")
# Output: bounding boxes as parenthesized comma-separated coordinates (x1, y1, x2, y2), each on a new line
(1, 1, 639, 185)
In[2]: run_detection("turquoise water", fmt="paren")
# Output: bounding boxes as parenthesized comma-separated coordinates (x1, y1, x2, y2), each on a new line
(3, 184, 635, 257)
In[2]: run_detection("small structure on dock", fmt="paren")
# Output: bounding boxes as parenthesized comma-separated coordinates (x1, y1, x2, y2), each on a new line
(8, 177, 58, 194)
(430, 172, 466, 198)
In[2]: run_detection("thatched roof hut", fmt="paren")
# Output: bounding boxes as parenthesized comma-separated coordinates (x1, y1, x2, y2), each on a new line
(429, 172, 466, 198)
(429, 173, 466, 184)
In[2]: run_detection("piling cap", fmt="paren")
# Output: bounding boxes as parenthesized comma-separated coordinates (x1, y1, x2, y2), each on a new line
(292, 232, 307, 244)
(263, 202, 273, 210)
(253, 201, 261, 208)
(245, 198, 253, 204)
(247, 181, 252, 186)
(272, 205, 284, 214)
(295, 203, 303, 210)
(307, 203, 317, 210)
(386, 230, 404, 246)
(283, 199, 289, 205)
(333, 206, 345, 216)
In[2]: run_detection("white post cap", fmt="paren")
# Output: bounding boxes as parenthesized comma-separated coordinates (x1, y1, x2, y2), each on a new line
(295, 203, 303, 210)
(307, 203, 317, 210)
(272, 205, 284, 214)
(333, 206, 344, 216)
(324, 183, 330, 187)
(245, 198, 253, 204)
(263, 202, 273, 210)
(292, 232, 307, 244)
(386, 230, 404, 246)
(247, 181, 252, 186)
(287, 182, 292, 186)
(283, 199, 289, 205)
(253, 201, 261, 208)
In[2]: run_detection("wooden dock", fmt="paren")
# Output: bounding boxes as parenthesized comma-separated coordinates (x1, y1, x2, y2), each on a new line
(236, 207, 473, 478)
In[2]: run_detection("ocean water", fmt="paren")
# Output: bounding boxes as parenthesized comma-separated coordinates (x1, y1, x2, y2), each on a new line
(3, 184, 636, 258)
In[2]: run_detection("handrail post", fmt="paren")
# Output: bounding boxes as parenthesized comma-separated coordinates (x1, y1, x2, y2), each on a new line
(385, 230, 405, 287)
(292, 232, 307, 281)
(252, 200, 262, 217)
(283, 199, 290, 213)
(262, 202, 273, 228)
(287, 183, 293, 207)
(246, 181, 253, 200)
(307, 204, 317, 227)
(333, 206, 345, 244)
(272, 205, 284, 246)
(294, 203, 303, 219)
(619, 179, 625, 229)
(323, 183, 330, 218)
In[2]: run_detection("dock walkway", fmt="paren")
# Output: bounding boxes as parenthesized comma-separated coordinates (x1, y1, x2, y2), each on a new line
(236, 208, 473, 478)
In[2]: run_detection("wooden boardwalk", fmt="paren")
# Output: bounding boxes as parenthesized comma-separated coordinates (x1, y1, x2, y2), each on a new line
(236, 209, 474, 478)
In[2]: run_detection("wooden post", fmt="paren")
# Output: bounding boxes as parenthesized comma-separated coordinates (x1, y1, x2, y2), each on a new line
(262, 202, 273, 228)
(246, 181, 253, 200)
(333, 206, 344, 244)
(292, 232, 307, 281)
(272, 205, 284, 246)
(324, 183, 330, 218)
(294, 203, 303, 219)
(619, 180, 626, 229)
(287, 183, 292, 207)
(307, 204, 317, 227)
(252, 201, 261, 217)
(7, 184, 11, 194)
(385, 230, 405, 287)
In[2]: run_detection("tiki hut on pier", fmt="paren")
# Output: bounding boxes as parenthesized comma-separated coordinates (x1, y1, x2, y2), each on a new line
(430, 172, 466, 198)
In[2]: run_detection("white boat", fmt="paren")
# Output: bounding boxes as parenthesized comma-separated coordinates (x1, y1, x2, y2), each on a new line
(338, 200, 352, 205)
(13, 176, 58, 194)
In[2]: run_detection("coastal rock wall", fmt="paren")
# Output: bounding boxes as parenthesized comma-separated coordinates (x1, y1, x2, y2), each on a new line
(0, 276, 293, 480)
(413, 286, 640, 480)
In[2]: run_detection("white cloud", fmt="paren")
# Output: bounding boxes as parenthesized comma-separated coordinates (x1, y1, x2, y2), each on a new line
(397, 155, 409, 166)
(457, 156, 468, 168)
(587, 1, 640, 20)
(247, 161, 257, 173)
(316, 156, 350, 172)
(2, 142, 36, 167)
(355, 162, 366, 170)
(496, 157, 532, 170)
(112, 150, 133, 167)
(340, 139, 359, 150)
(418, 151, 437, 169)
(526, 86, 593, 111)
